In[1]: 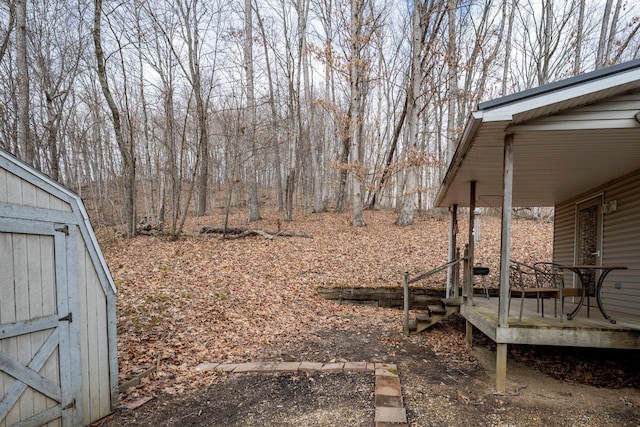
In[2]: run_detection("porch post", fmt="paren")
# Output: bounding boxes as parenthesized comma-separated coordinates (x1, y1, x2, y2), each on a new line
(496, 133, 514, 394)
(498, 135, 513, 325)
(447, 204, 458, 299)
(465, 181, 476, 306)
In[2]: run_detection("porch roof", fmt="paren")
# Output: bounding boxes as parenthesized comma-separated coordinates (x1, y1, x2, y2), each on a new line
(435, 59, 640, 209)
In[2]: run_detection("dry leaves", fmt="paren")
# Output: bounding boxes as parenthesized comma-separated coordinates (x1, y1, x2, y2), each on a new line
(99, 209, 553, 398)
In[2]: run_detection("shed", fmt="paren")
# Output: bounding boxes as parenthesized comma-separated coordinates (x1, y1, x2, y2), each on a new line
(0, 148, 118, 426)
(435, 59, 640, 392)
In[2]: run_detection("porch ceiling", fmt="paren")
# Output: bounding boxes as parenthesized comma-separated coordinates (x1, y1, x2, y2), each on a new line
(436, 123, 640, 208)
(435, 60, 640, 209)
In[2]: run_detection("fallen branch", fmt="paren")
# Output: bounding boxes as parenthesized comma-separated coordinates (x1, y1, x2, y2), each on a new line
(200, 226, 313, 239)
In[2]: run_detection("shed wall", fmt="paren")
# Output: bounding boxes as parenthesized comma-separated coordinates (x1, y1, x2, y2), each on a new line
(0, 158, 116, 426)
(554, 169, 640, 316)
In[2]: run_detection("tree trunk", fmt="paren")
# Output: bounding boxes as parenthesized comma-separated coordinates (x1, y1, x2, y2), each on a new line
(349, 0, 365, 227)
(93, 0, 136, 238)
(396, 0, 422, 227)
(16, 0, 33, 165)
(245, 0, 261, 222)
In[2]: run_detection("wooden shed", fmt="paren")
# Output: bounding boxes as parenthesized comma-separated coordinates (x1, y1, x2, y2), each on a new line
(0, 148, 118, 426)
(435, 59, 640, 392)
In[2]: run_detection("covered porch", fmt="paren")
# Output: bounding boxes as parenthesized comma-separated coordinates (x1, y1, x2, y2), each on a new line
(435, 59, 640, 392)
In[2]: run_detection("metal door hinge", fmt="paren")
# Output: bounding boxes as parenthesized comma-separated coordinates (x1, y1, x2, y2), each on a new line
(63, 399, 76, 410)
(59, 313, 73, 323)
(55, 224, 69, 235)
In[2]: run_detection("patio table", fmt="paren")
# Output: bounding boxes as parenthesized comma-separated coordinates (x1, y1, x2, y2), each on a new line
(558, 265, 627, 324)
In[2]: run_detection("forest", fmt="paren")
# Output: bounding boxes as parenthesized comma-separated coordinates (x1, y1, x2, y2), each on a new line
(1, 0, 639, 236)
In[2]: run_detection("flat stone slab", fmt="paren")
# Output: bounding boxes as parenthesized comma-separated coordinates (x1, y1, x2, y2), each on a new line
(375, 376, 402, 397)
(275, 362, 301, 372)
(320, 362, 345, 373)
(195, 362, 219, 372)
(375, 394, 403, 408)
(232, 363, 261, 373)
(215, 363, 239, 372)
(298, 362, 324, 372)
(375, 406, 407, 424)
(344, 361, 368, 372)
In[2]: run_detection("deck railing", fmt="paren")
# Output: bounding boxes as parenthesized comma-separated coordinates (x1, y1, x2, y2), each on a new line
(403, 249, 467, 335)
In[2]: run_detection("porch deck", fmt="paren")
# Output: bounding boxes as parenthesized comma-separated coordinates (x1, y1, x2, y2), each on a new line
(462, 297, 640, 350)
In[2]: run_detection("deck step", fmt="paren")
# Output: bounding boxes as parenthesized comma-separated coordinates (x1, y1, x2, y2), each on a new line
(415, 312, 431, 323)
(428, 304, 446, 315)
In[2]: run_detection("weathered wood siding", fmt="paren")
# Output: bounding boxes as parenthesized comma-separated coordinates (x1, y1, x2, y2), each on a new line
(1, 152, 117, 426)
(554, 169, 640, 316)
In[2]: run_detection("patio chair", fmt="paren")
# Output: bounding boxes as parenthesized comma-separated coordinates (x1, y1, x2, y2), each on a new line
(509, 260, 558, 320)
(534, 261, 583, 320)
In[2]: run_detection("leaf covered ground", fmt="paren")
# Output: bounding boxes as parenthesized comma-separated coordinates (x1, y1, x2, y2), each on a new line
(98, 209, 640, 426)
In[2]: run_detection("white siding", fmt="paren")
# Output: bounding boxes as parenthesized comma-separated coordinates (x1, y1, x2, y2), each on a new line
(554, 169, 640, 316)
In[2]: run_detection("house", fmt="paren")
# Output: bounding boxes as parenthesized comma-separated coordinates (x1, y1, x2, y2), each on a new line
(435, 59, 640, 392)
(0, 148, 118, 426)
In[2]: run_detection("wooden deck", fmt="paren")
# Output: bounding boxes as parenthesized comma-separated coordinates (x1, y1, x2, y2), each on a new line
(462, 297, 640, 350)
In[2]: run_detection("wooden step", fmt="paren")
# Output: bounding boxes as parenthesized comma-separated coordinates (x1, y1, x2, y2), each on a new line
(415, 312, 431, 323)
(427, 304, 446, 315)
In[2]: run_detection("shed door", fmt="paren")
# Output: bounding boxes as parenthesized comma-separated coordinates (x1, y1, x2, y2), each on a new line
(575, 196, 603, 296)
(0, 219, 80, 427)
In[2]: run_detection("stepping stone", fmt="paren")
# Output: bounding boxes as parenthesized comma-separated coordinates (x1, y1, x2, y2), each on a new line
(298, 362, 324, 372)
(275, 362, 301, 373)
(375, 406, 407, 424)
(344, 362, 368, 372)
(215, 363, 239, 372)
(375, 376, 402, 397)
(375, 394, 403, 408)
(233, 363, 262, 373)
(195, 362, 219, 372)
(320, 362, 344, 373)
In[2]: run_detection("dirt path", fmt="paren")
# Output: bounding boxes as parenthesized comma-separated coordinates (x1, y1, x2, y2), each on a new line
(102, 314, 640, 426)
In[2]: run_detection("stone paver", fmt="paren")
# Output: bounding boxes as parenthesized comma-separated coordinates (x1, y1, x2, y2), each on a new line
(320, 362, 345, 372)
(375, 406, 407, 424)
(233, 363, 261, 373)
(275, 362, 301, 373)
(215, 363, 239, 372)
(375, 394, 403, 408)
(298, 362, 324, 372)
(194, 362, 219, 372)
(256, 362, 279, 373)
(375, 375, 402, 397)
(344, 361, 368, 372)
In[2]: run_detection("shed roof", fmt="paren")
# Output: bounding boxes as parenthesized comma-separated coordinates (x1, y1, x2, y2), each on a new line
(435, 58, 640, 208)
(0, 147, 116, 294)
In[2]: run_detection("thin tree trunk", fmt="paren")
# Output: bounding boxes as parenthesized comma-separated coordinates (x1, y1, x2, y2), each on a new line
(245, 0, 261, 222)
(16, 0, 33, 165)
(93, 0, 136, 238)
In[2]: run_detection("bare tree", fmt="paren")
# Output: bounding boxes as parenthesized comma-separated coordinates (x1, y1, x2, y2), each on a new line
(93, 0, 136, 237)
(16, 0, 33, 165)
(245, 0, 261, 221)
